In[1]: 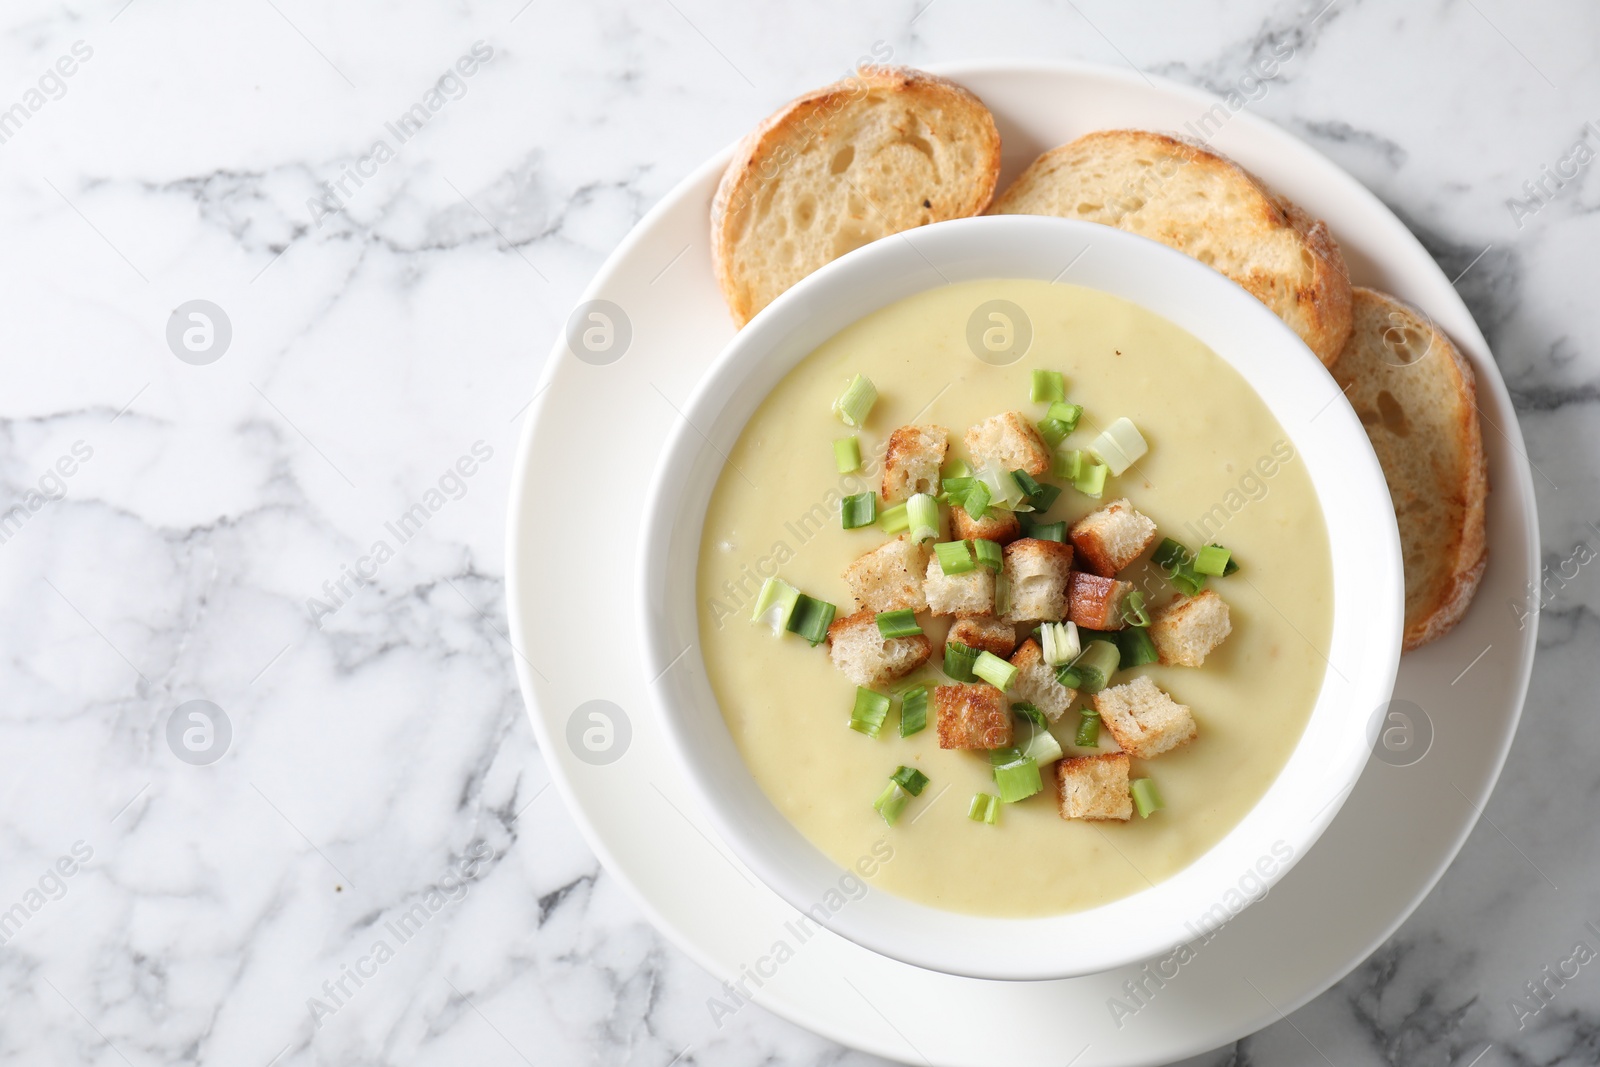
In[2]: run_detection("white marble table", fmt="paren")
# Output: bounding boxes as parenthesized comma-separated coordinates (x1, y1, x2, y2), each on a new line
(0, 0, 1593, 1063)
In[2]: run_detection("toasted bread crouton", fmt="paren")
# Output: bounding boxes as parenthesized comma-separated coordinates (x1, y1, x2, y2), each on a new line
(1000, 538, 1074, 623)
(711, 68, 1002, 326)
(843, 536, 928, 612)
(826, 609, 931, 688)
(935, 683, 1013, 750)
(924, 556, 995, 616)
(1334, 288, 1487, 650)
(1069, 498, 1158, 577)
(1009, 639, 1078, 722)
(1150, 589, 1232, 667)
(1094, 676, 1197, 759)
(948, 615, 1017, 658)
(882, 425, 949, 504)
(1067, 571, 1134, 631)
(951, 508, 1022, 544)
(964, 412, 1051, 478)
(1057, 753, 1133, 821)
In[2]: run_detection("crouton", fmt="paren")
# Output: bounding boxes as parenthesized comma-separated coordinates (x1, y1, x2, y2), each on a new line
(935, 683, 1013, 750)
(924, 555, 994, 616)
(1149, 589, 1232, 667)
(843, 536, 928, 612)
(964, 412, 1051, 477)
(948, 615, 1017, 658)
(1093, 675, 1197, 759)
(1057, 753, 1133, 821)
(1069, 498, 1158, 576)
(1009, 639, 1078, 722)
(1066, 571, 1134, 631)
(1000, 538, 1074, 623)
(951, 508, 1022, 544)
(881, 424, 949, 504)
(826, 609, 931, 689)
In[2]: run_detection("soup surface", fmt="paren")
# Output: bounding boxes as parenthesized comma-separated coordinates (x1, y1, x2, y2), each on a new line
(696, 278, 1332, 917)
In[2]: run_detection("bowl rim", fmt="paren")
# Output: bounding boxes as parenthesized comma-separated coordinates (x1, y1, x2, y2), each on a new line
(636, 214, 1403, 981)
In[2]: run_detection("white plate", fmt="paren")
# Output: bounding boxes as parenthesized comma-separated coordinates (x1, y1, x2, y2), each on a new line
(506, 62, 1538, 1066)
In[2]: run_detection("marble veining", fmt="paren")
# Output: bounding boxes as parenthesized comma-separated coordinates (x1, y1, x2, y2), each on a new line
(0, 0, 1595, 1064)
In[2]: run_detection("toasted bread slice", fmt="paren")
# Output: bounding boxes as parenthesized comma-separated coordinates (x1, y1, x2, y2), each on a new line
(990, 130, 1352, 365)
(1332, 288, 1488, 650)
(711, 67, 1002, 326)
(935, 683, 1013, 750)
(1057, 753, 1132, 821)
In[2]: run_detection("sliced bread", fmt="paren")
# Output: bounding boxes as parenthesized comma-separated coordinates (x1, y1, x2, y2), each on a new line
(1332, 288, 1488, 650)
(711, 66, 1001, 326)
(989, 129, 1352, 365)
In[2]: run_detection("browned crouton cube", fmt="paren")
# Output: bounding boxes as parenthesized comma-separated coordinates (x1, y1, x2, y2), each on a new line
(1000, 538, 1074, 623)
(935, 684, 1013, 750)
(951, 508, 1022, 544)
(1150, 589, 1232, 667)
(1093, 676, 1197, 759)
(1057, 753, 1133, 821)
(1009, 639, 1078, 722)
(882, 425, 949, 504)
(1066, 571, 1134, 631)
(843, 536, 928, 612)
(964, 412, 1051, 478)
(1069, 498, 1158, 576)
(948, 615, 1017, 659)
(826, 610, 931, 689)
(923, 556, 994, 616)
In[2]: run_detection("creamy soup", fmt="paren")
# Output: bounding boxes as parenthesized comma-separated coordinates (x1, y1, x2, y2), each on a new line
(696, 278, 1332, 918)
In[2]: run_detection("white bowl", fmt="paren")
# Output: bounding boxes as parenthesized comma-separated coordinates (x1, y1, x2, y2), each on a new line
(637, 215, 1402, 981)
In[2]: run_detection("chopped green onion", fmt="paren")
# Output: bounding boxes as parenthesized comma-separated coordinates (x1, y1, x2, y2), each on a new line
(879, 502, 909, 534)
(1011, 468, 1044, 499)
(751, 577, 801, 635)
(1131, 777, 1164, 818)
(1122, 590, 1151, 628)
(890, 765, 930, 796)
(875, 609, 922, 639)
(899, 685, 929, 736)
(1055, 665, 1084, 690)
(1013, 702, 1047, 728)
(934, 540, 975, 575)
(1025, 520, 1066, 542)
(1047, 402, 1083, 434)
(841, 491, 877, 529)
(1021, 725, 1063, 766)
(943, 640, 979, 681)
(1073, 459, 1109, 499)
(1075, 710, 1101, 747)
(849, 688, 891, 737)
(993, 755, 1042, 803)
(942, 456, 971, 480)
(973, 538, 1003, 572)
(1071, 639, 1121, 693)
(786, 595, 836, 646)
(973, 650, 1018, 692)
(906, 492, 940, 543)
(1038, 418, 1070, 449)
(1153, 538, 1207, 595)
(1031, 369, 1065, 404)
(968, 793, 1000, 824)
(1196, 543, 1233, 577)
(994, 573, 1012, 618)
(1010, 469, 1062, 512)
(976, 464, 1028, 512)
(1041, 621, 1081, 665)
(832, 374, 877, 427)
(1118, 625, 1159, 668)
(873, 781, 911, 824)
(834, 436, 861, 473)
(1087, 417, 1147, 476)
(1053, 448, 1084, 481)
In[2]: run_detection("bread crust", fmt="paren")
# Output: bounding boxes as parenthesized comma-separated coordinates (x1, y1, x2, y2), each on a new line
(1332, 288, 1488, 650)
(991, 129, 1352, 366)
(711, 66, 1001, 326)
